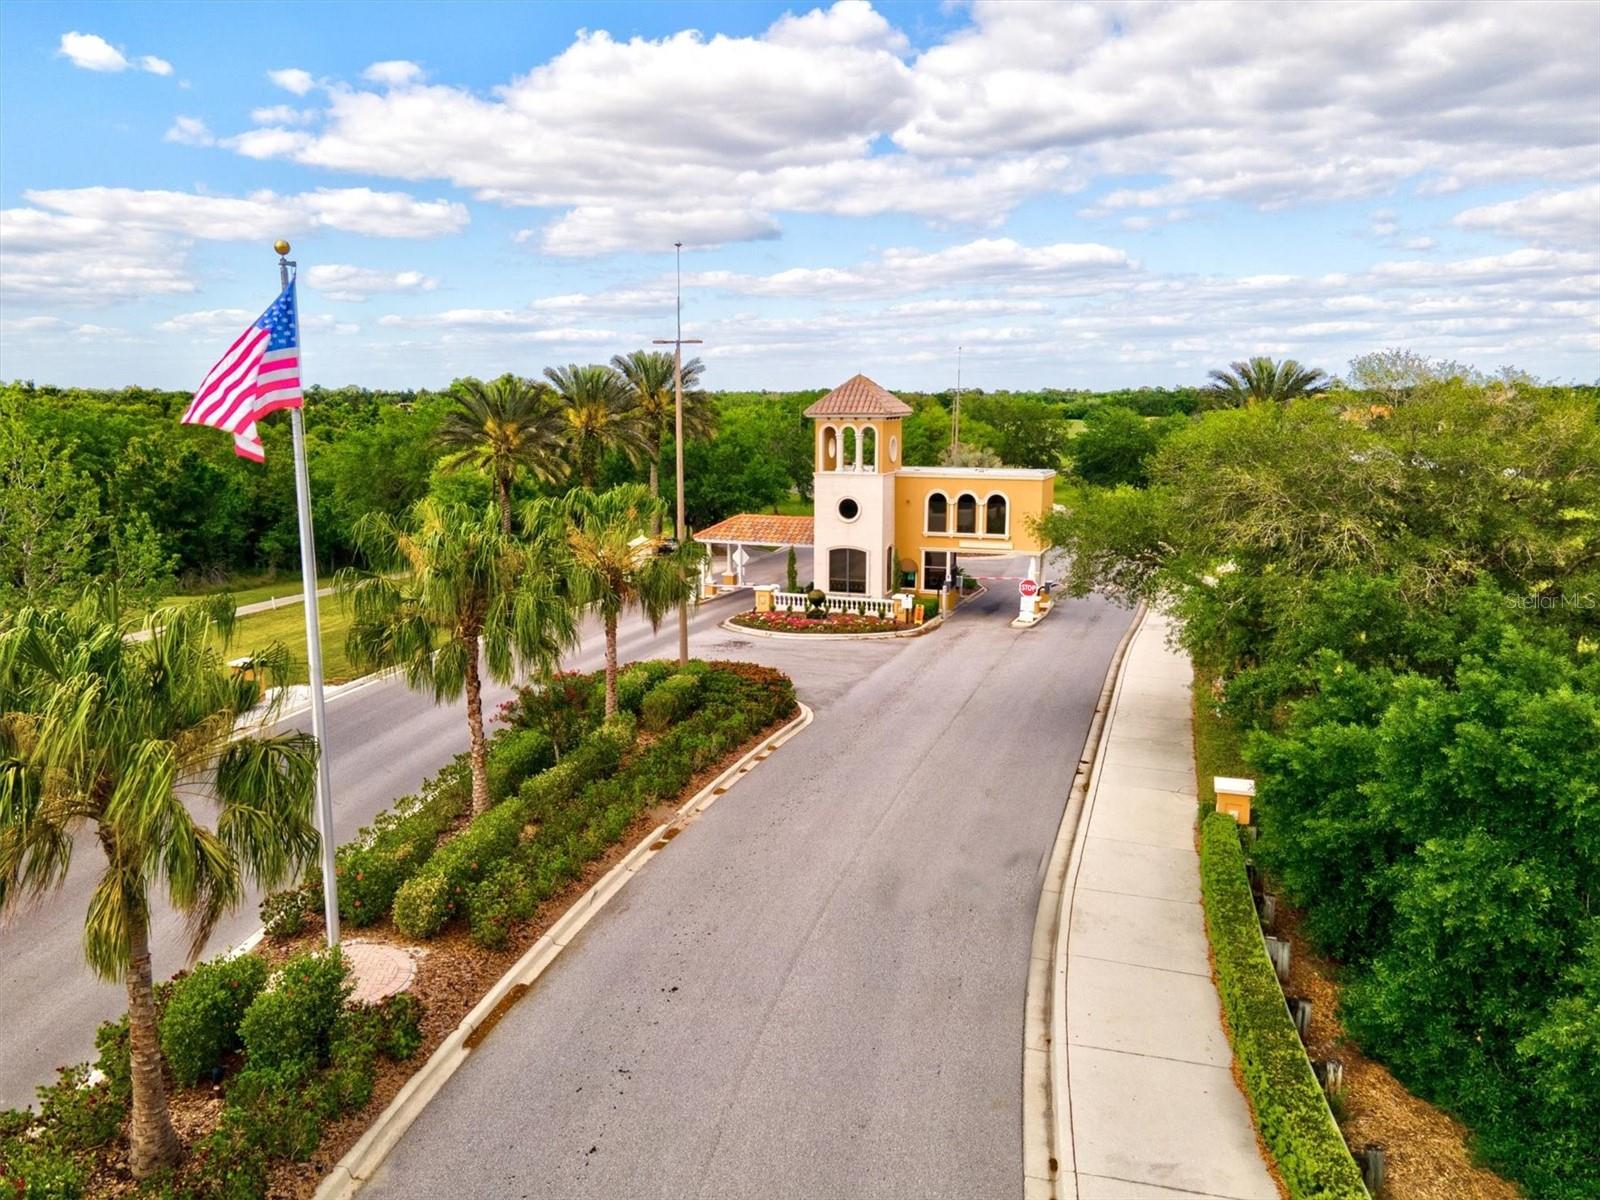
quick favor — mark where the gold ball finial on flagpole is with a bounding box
[274,239,291,256]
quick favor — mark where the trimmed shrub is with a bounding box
[616,660,676,715]
[394,717,635,939]
[391,872,453,939]
[220,1063,328,1162]
[188,1110,271,1200]
[640,672,701,732]
[238,948,351,1073]
[335,756,471,927]
[485,727,554,801]
[259,883,316,939]
[159,954,271,1086]
[0,1134,86,1199]
[1199,812,1367,1200]
[33,1064,123,1152]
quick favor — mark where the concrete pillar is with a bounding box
[754,585,777,612]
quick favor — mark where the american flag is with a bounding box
[180,279,303,461]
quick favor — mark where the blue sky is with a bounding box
[2,0,1596,392]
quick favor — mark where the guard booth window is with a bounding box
[829,548,867,594]
[922,550,950,591]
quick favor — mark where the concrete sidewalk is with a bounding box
[1055,610,1275,1199]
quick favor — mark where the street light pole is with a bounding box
[654,242,702,667]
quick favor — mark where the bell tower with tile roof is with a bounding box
[805,374,910,597]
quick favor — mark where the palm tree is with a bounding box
[0,599,318,1178]
[1205,356,1331,407]
[530,485,704,717]
[609,350,715,526]
[543,363,651,489]
[436,375,564,535]
[339,499,574,815]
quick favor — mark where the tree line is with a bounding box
[1042,355,1600,1198]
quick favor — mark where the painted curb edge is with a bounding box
[312,700,816,1200]
[1020,601,1148,1200]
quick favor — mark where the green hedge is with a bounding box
[332,756,471,927]
[616,659,677,715]
[640,671,702,732]
[159,955,270,1087]
[485,726,555,800]
[465,663,797,948]
[391,716,635,939]
[1199,811,1367,1200]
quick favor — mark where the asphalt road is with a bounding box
[362,566,1133,1200]
[0,549,812,1108]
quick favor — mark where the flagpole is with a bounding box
[275,239,340,948]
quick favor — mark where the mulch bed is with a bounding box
[1274,902,1522,1200]
[76,713,792,1199]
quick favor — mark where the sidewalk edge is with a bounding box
[1021,601,1147,1200]
[313,701,815,1200]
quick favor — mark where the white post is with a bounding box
[280,247,340,947]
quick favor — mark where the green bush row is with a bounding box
[2,949,423,1200]
[391,716,635,939]
[639,671,702,732]
[159,955,270,1087]
[466,664,797,949]
[1199,811,1367,1200]
[330,754,472,928]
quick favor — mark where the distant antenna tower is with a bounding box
[952,345,963,449]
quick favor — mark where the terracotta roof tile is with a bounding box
[693,514,815,545]
[803,374,913,418]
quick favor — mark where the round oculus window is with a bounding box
[889,436,899,462]
[837,497,860,521]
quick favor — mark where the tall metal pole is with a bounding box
[953,344,963,451]
[654,242,702,667]
[276,240,340,947]
[674,242,688,667]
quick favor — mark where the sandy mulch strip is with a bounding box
[1275,903,1522,1200]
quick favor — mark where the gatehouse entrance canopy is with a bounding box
[694,514,814,547]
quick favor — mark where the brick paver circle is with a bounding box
[342,939,416,1005]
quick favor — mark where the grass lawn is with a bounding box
[1191,667,1249,815]
[769,494,814,516]
[171,572,335,609]
[213,596,361,685]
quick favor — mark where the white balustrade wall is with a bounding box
[770,590,898,617]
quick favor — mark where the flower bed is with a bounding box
[733,610,898,635]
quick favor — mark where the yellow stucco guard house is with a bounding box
[696,373,1055,600]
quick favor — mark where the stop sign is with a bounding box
[1020,578,1039,597]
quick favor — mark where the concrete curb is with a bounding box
[1021,601,1148,1200]
[313,701,816,1200]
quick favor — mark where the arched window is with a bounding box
[955,493,978,534]
[926,492,948,533]
[862,425,876,468]
[828,548,867,594]
[841,426,857,470]
[821,425,838,472]
[985,493,1008,536]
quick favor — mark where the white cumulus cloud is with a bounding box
[163,116,214,146]
[361,60,425,86]
[304,264,439,301]
[1453,185,1600,247]
[1,187,469,305]
[267,67,315,95]
[58,32,173,75]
